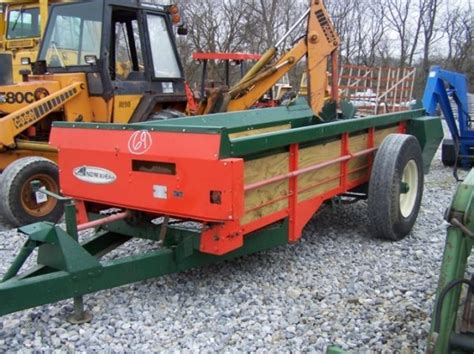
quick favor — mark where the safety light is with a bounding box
[84,55,98,65]
[20,57,31,66]
[167,5,179,15]
[171,14,181,24]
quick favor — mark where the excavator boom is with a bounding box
[207,0,339,116]
[0,81,84,148]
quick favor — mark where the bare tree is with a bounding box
[242,0,306,52]
[325,0,359,63]
[175,0,473,91]
[420,0,441,75]
[355,0,389,65]
[443,2,473,72]
[178,0,251,84]
[385,0,424,66]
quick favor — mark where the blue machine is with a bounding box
[423,66,471,167]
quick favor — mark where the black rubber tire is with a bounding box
[441,139,456,167]
[0,157,63,227]
[368,134,424,241]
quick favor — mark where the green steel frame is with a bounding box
[427,169,474,353]
[0,201,289,316]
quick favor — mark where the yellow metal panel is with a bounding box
[113,95,142,124]
[39,0,48,35]
[0,79,85,147]
[0,10,5,49]
[10,48,38,82]
[0,80,60,114]
[90,97,113,123]
[52,74,93,122]
[307,0,339,115]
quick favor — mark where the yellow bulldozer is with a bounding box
[0,0,338,227]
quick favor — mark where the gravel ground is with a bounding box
[0,139,465,352]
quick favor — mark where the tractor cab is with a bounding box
[35,0,187,123]
[1,1,42,82]
[0,0,188,227]
[0,1,72,82]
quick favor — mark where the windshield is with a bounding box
[147,14,181,78]
[7,7,41,40]
[39,2,103,67]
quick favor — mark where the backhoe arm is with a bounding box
[222,0,339,115]
[0,82,84,148]
[227,40,308,112]
[306,0,340,114]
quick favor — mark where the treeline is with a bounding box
[176,0,473,94]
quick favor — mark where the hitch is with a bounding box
[0,185,290,321]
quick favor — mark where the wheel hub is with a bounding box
[400,160,419,218]
[20,174,58,217]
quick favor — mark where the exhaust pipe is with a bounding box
[0,53,13,86]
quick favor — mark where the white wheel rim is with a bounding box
[400,160,419,218]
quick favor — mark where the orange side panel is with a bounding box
[51,128,244,222]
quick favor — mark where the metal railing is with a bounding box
[338,64,417,116]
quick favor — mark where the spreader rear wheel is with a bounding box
[368,134,423,241]
[0,157,63,227]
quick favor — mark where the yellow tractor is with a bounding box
[0,1,73,83]
[0,0,189,226]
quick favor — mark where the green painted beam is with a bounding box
[228,109,428,157]
[13,231,131,281]
[0,220,288,317]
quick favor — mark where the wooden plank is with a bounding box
[242,152,289,225]
[348,132,369,182]
[298,139,341,202]
[298,168,340,202]
[299,139,341,169]
[375,126,399,146]
[348,126,399,182]
[230,124,291,139]
[241,125,402,224]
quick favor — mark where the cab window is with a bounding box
[38,2,102,67]
[146,14,181,78]
[112,10,145,81]
[7,8,40,40]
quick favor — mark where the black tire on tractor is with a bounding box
[0,157,63,227]
[368,134,424,241]
[441,139,456,167]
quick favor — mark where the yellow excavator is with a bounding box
[0,0,339,227]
